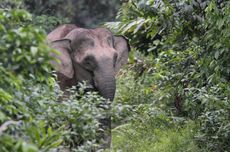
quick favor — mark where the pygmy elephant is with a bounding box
[47,24,130,148]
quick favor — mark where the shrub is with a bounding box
[0,8,108,152]
[106,0,230,151]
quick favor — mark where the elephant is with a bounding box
[47,24,130,148]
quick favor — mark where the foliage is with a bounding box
[23,0,122,28]
[0,8,108,152]
[0,0,24,9]
[106,0,230,151]
[1,0,121,31]
[1,0,230,151]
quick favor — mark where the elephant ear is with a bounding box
[50,39,74,79]
[114,36,130,74]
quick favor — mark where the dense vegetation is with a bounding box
[23,0,121,29]
[0,0,229,151]
[107,0,230,151]
[0,6,108,152]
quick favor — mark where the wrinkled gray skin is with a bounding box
[47,24,130,149]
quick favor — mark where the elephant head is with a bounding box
[48,25,130,101]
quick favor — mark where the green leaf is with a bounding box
[30,46,38,56]
[214,51,219,59]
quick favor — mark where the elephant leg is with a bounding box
[97,117,111,149]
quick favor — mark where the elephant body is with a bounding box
[47,24,130,149]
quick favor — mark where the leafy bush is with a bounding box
[0,8,108,152]
[106,0,230,151]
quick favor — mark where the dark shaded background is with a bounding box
[24,0,122,28]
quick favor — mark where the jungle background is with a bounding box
[0,0,229,151]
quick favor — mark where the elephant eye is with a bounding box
[83,56,97,70]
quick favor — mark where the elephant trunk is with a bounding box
[95,74,116,101]
[93,71,115,148]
